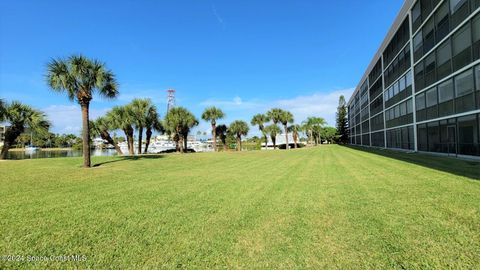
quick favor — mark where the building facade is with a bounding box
[348,0,480,158]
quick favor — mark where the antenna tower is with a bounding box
[167,89,176,113]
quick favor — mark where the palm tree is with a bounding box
[288,124,302,149]
[46,55,118,167]
[279,111,294,149]
[144,106,163,153]
[229,120,249,151]
[107,106,135,155]
[201,106,225,152]
[129,98,152,154]
[90,116,122,155]
[215,124,228,151]
[302,117,326,146]
[1,101,50,159]
[267,108,284,125]
[164,107,198,153]
[264,124,281,150]
[251,113,270,149]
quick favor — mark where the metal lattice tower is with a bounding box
[166,89,176,113]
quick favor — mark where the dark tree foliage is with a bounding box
[336,95,349,144]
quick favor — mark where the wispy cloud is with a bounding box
[199,88,354,134]
[211,3,226,29]
[200,96,262,110]
[43,105,108,135]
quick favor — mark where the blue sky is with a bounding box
[0,0,404,135]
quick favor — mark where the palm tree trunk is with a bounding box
[212,124,217,152]
[183,134,188,153]
[223,138,227,151]
[144,128,152,153]
[236,136,240,151]
[81,104,91,168]
[294,133,298,149]
[0,127,21,159]
[127,127,134,155]
[284,124,289,150]
[101,130,122,155]
[0,139,12,159]
[137,127,143,154]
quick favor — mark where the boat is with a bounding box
[25,133,39,152]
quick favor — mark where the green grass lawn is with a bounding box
[1,145,479,269]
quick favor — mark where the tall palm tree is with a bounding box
[164,107,198,153]
[264,124,281,150]
[129,98,152,154]
[229,120,249,151]
[201,106,225,152]
[90,116,122,155]
[144,106,163,153]
[288,124,302,149]
[46,55,118,167]
[266,108,284,125]
[1,101,50,159]
[251,113,270,149]
[279,111,294,149]
[107,106,135,155]
[215,124,228,151]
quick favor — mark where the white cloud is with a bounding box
[117,89,168,105]
[43,105,108,135]
[199,88,354,131]
[200,96,263,110]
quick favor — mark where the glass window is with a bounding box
[453,24,472,56]
[400,102,407,116]
[423,18,435,53]
[412,1,421,23]
[426,87,438,107]
[435,2,450,41]
[406,98,413,114]
[395,104,400,117]
[437,40,452,66]
[394,81,399,95]
[406,71,413,87]
[457,114,479,156]
[450,0,466,13]
[473,14,480,43]
[389,87,394,98]
[476,65,480,90]
[455,69,474,97]
[438,79,454,102]
[399,76,406,91]
[416,93,426,110]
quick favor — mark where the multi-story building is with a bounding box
[348,0,480,158]
[0,125,7,146]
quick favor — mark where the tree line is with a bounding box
[0,55,349,166]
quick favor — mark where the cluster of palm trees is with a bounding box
[0,100,50,159]
[1,55,330,166]
[251,108,296,150]
[250,109,326,149]
[90,98,163,156]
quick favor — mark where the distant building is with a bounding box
[264,133,305,149]
[0,125,8,147]
[348,0,480,158]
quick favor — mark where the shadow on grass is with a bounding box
[93,154,165,167]
[344,145,480,180]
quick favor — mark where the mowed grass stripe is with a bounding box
[0,145,479,269]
